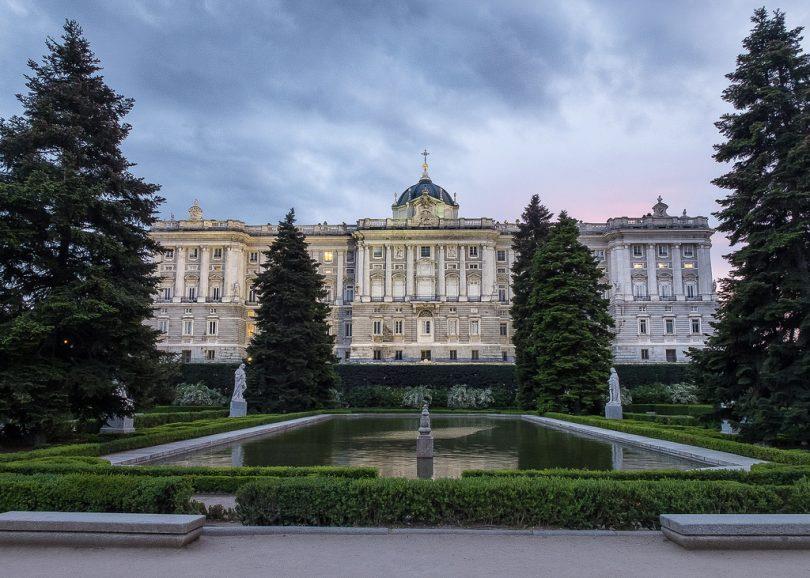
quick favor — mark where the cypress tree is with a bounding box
[510,194,553,409]
[246,209,338,412]
[692,9,810,444]
[526,213,613,414]
[0,21,166,440]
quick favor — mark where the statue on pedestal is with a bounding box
[605,367,623,420]
[230,363,248,417]
[100,381,136,434]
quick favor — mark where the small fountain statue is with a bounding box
[604,367,623,420]
[230,363,248,417]
[101,381,136,434]
[416,403,434,459]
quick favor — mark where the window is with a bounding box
[158,320,168,334]
[641,348,649,360]
[691,318,701,334]
[344,351,351,360]
[373,349,382,360]
[470,320,480,335]
[212,286,221,301]
[164,249,175,260]
[469,263,479,270]
[448,318,458,335]
[210,308,217,314]
[372,246,383,259]
[423,319,431,334]
[188,248,199,260]
[213,248,223,259]
[633,262,645,269]
[344,322,352,337]
[666,349,677,362]
[372,320,382,335]
[497,250,506,262]
[658,244,669,258]
[394,320,403,334]
[345,285,354,302]
[632,245,643,258]
[421,350,431,361]
[249,251,259,263]
[449,350,457,360]
[206,349,216,360]
[659,283,671,298]
[323,251,333,263]
[347,251,355,263]
[498,287,507,302]
[638,318,648,335]
[207,320,218,335]
[683,262,695,269]
[420,246,431,258]
[665,318,674,334]
[471,350,479,360]
[500,322,508,336]
[248,287,257,303]
[468,246,479,258]
[633,283,647,298]
[182,320,193,336]
[162,287,172,301]
[394,350,403,360]
[686,283,696,298]
[184,307,193,314]
[188,286,197,300]
[502,351,508,361]
[181,350,191,363]
[682,245,694,258]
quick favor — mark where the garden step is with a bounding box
[660,514,810,550]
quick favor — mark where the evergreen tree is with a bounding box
[510,194,553,409]
[691,9,810,443]
[0,21,166,440]
[526,213,613,414]
[246,209,338,412]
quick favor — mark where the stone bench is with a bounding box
[0,512,205,547]
[661,514,810,550]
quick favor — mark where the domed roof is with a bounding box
[395,171,457,207]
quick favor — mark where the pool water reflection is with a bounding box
[151,415,710,478]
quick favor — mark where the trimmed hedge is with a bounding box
[235,476,807,529]
[145,405,224,414]
[545,413,810,465]
[624,413,696,426]
[0,473,192,514]
[613,364,691,387]
[134,409,229,428]
[626,404,713,416]
[461,467,810,485]
[0,459,378,493]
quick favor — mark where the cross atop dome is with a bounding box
[421,148,430,179]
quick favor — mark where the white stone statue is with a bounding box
[232,363,247,402]
[608,367,621,405]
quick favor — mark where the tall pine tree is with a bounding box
[246,209,338,412]
[510,194,553,409]
[0,21,166,439]
[526,213,613,414]
[692,9,810,444]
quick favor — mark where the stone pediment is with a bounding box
[408,195,440,227]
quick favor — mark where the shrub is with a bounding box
[623,413,697,426]
[629,383,672,404]
[144,405,223,414]
[235,476,799,529]
[401,386,433,408]
[134,409,229,428]
[0,473,192,514]
[669,383,700,404]
[343,386,401,408]
[625,404,714,417]
[613,364,691,387]
[174,382,227,406]
[447,386,495,409]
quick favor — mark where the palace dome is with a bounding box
[395,174,457,207]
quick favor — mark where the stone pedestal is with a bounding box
[229,400,247,418]
[605,401,623,420]
[416,435,434,458]
[100,415,135,434]
[416,457,434,479]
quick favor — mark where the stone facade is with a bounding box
[147,169,717,365]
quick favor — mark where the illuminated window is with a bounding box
[323,251,334,263]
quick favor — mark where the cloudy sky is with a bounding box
[1,1,808,278]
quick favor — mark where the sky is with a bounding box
[1,1,808,279]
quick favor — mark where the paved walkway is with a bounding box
[2,534,808,577]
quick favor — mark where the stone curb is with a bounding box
[201,525,659,537]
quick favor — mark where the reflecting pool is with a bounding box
[151,415,710,478]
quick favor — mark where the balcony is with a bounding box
[634,295,651,301]
[445,296,459,302]
[467,296,482,302]
[371,296,384,302]
[659,295,676,301]
[411,295,438,302]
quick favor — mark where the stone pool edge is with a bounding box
[101,412,765,470]
[524,415,764,471]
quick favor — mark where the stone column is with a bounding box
[173,247,185,302]
[223,246,239,302]
[672,243,683,300]
[620,244,633,300]
[608,244,619,298]
[384,244,392,301]
[459,244,467,300]
[336,250,344,305]
[698,243,713,297]
[355,242,364,300]
[198,246,210,302]
[506,248,513,301]
[482,244,494,301]
[437,244,445,300]
[235,246,245,303]
[363,244,371,301]
[406,245,415,299]
[646,244,658,300]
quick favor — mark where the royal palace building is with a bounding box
[147,161,717,365]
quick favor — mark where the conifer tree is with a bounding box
[691,9,810,443]
[526,213,613,414]
[510,194,553,409]
[0,21,166,439]
[246,209,338,412]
